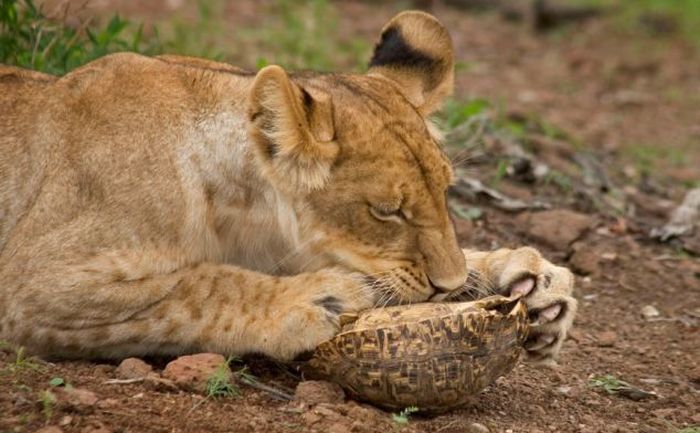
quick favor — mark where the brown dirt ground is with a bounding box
[2,2,699,433]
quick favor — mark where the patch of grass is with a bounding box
[392,406,419,426]
[205,356,239,398]
[38,389,56,423]
[247,0,370,71]
[621,143,688,175]
[0,0,163,75]
[543,169,574,193]
[439,98,491,130]
[450,202,483,221]
[677,427,700,433]
[490,158,510,187]
[588,374,630,394]
[1,346,43,375]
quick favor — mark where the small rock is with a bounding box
[301,411,322,425]
[569,245,600,275]
[54,387,99,413]
[162,353,230,393]
[80,421,111,433]
[328,422,351,433]
[556,385,572,396]
[595,331,617,347]
[115,358,152,379]
[294,380,345,406]
[313,404,344,422]
[651,408,675,418]
[96,398,119,410]
[641,305,660,320]
[601,252,617,261]
[34,427,63,433]
[517,210,594,250]
[468,422,490,433]
[350,420,374,433]
[346,403,384,424]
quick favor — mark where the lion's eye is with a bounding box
[369,205,404,223]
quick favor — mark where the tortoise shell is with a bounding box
[304,295,529,411]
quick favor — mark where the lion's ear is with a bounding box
[368,11,454,116]
[248,65,337,192]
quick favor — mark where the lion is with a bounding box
[0,11,576,364]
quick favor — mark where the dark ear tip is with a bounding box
[383,10,452,48]
[369,10,452,71]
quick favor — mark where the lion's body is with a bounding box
[0,12,576,362]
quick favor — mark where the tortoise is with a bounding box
[304,295,529,411]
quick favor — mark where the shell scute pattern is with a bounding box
[305,295,528,410]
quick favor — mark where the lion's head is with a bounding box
[247,11,466,304]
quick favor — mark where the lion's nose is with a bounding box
[428,274,466,293]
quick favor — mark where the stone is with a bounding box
[115,358,152,379]
[517,210,594,250]
[555,385,572,396]
[468,422,490,433]
[346,403,383,424]
[569,245,600,275]
[301,411,322,425]
[53,387,99,413]
[313,404,344,422]
[80,421,112,433]
[294,380,345,406]
[162,353,230,393]
[328,422,351,433]
[595,331,617,347]
[34,427,63,433]
[96,398,119,410]
[641,305,660,320]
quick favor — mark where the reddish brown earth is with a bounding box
[2,2,699,433]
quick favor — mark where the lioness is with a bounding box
[0,11,575,363]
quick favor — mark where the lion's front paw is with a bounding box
[264,270,375,361]
[484,247,578,364]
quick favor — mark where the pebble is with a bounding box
[595,331,618,347]
[517,209,594,250]
[327,422,351,433]
[162,353,230,393]
[641,305,660,320]
[80,421,111,433]
[556,385,572,396]
[96,398,119,410]
[34,427,63,433]
[53,387,99,413]
[468,422,490,433]
[115,358,152,379]
[313,404,345,423]
[301,411,322,425]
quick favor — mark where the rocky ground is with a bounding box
[1,1,699,432]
